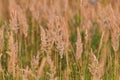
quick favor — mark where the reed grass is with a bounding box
[0,0,120,80]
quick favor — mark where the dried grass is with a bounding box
[75,27,83,60]
[0,0,120,80]
[9,0,28,37]
[8,32,18,77]
[89,49,104,80]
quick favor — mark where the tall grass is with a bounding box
[0,0,120,80]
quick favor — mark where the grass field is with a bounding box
[0,0,120,80]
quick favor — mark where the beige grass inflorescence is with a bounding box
[0,0,120,80]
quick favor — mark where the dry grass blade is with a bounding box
[47,55,57,80]
[75,27,83,60]
[89,49,104,80]
[37,57,46,77]
[8,32,18,77]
